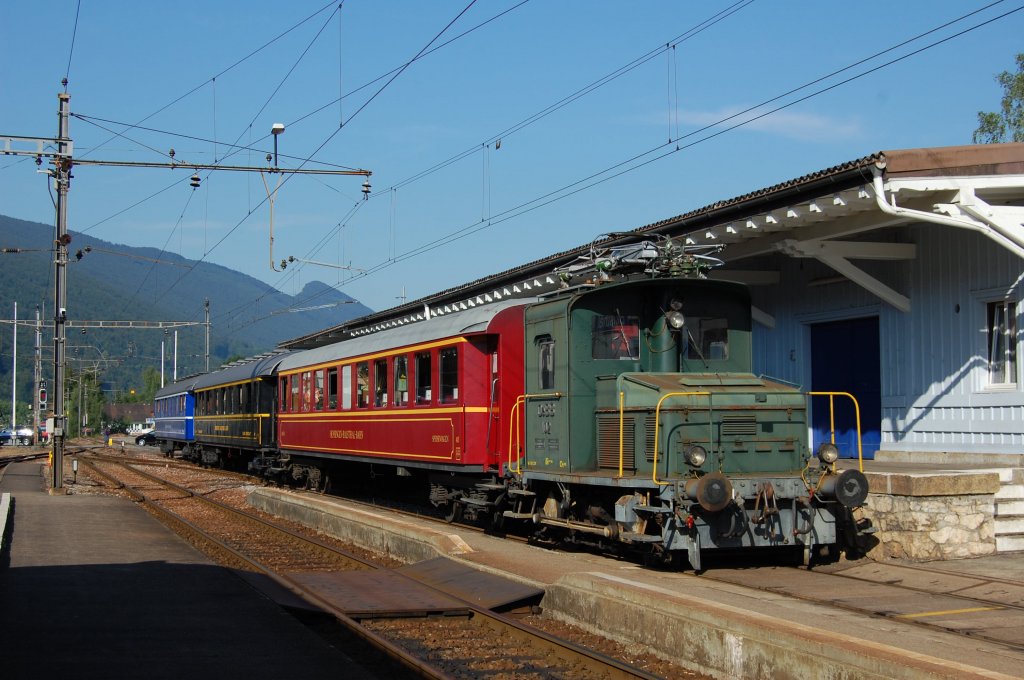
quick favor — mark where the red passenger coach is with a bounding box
[276,300,528,481]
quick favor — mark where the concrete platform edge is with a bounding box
[0,492,10,557]
[863,470,1002,496]
[545,571,1017,680]
[248,488,473,562]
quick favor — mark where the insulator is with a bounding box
[190,173,201,189]
[361,179,371,198]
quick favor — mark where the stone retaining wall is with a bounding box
[859,471,1000,560]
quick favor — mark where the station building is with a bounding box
[659,143,1024,464]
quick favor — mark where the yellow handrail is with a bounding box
[652,391,712,485]
[507,392,563,474]
[806,391,863,472]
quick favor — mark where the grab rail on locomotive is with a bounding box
[506,391,563,475]
[643,388,868,509]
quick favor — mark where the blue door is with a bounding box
[810,317,880,460]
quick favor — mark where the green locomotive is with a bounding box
[503,240,870,569]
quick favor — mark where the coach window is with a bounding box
[290,375,301,412]
[356,362,369,408]
[394,355,409,407]
[439,347,459,403]
[537,335,555,390]
[374,359,389,407]
[327,367,338,409]
[240,384,249,412]
[300,371,312,412]
[315,370,325,410]
[279,378,287,412]
[341,365,352,409]
[415,351,432,404]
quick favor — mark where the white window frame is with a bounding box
[985,297,1019,388]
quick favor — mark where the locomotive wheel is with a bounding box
[445,499,463,523]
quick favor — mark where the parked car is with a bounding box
[0,425,34,445]
[135,431,157,446]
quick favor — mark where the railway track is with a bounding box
[77,451,678,680]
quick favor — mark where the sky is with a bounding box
[1,0,1022,324]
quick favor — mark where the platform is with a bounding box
[0,461,377,679]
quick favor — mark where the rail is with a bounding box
[507,392,562,474]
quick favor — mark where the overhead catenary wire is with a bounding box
[145,0,483,311]
[384,0,756,193]
[220,1,1024,334]
[63,0,83,91]
[73,0,340,162]
[61,1,530,248]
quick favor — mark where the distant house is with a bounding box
[104,402,153,428]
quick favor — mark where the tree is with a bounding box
[974,53,1024,144]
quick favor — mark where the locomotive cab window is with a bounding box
[415,351,432,404]
[592,314,639,360]
[685,317,729,361]
[439,347,459,403]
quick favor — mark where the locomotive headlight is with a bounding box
[684,444,707,467]
[817,442,839,464]
[665,310,686,330]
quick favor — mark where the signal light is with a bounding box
[39,387,47,409]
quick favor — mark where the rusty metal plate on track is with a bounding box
[395,557,544,612]
[288,569,470,618]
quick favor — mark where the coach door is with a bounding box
[810,317,881,459]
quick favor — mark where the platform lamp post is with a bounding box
[266,123,286,271]
[271,123,284,167]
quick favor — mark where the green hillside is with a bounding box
[0,213,371,424]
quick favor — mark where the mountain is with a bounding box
[0,213,372,408]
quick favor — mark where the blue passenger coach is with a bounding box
[154,379,197,457]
